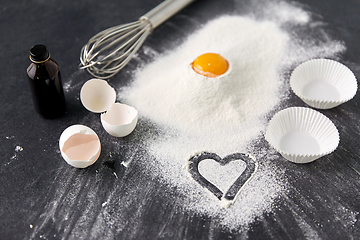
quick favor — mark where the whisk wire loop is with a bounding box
[80,18,152,79]
[80,0,195,79]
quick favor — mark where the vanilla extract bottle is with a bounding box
[27,45,66,118]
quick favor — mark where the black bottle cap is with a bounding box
[29,44,50,62]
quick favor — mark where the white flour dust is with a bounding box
[119,1,345,230]
[198,159,247,193]
[15,146,23,152]
[126,16,287,136]
[6,145,24,164]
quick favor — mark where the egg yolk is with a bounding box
[191,53,229,77]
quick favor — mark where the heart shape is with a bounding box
[198,159,247,194]
[187,152,257,202]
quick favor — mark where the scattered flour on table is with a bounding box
[198,158,247,193]
[15,146,23,152]
[119,1,345,231]
[7,145,23,162]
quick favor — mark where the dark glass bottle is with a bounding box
[27,45,66,118]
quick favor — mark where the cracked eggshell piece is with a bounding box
[80,79,116,113]
[100,103,138,137]
[59,125,101,168]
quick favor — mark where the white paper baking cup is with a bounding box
[290,59,357,109]
[265,107,339,163]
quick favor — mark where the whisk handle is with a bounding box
[143,0,195,29]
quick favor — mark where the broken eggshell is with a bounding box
[59,124,101,168]
[80,78,138,137]
[101,103,138,137]
[80,78,116,113]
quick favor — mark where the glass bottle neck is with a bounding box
[29,53,51,64]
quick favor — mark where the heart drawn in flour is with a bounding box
[187,152,257,201]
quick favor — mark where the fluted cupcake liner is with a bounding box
[290,59,357,109]
[265,107,339,163]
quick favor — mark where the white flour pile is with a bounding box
[126,16,287,136]
[119,1,345,230]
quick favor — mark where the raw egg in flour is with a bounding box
[59,125,101,168]
[191,53,229,77]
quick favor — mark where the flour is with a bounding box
[15,146,23,152]
[125,16,287,136]
[118,0,346,232]
[198,159,247,193]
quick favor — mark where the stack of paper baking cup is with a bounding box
[265,107,339,163]
[290,59,357,109]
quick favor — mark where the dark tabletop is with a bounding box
[1,0,360,239]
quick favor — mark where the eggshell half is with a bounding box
[100,103,138,137]
[59,124,101,168]
[80,79,116,113]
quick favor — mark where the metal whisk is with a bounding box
[80,0,195,79]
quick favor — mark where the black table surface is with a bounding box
[1,0,360,239]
